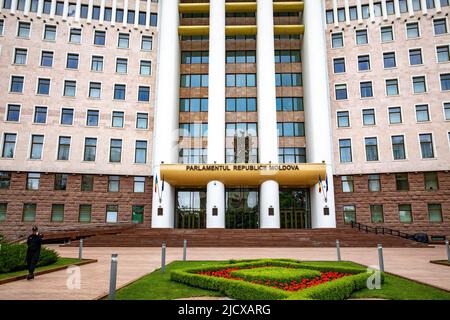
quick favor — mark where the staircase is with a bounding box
[66,227,428,248]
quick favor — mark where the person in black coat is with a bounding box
[26,226,44,280]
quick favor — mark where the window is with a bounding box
[182,74,210,88]
[406,22,420,39]
[386,1,395,14]
[399,204,413,223]
[141,36,153,50]
[343,205,356,224]
[92,5,101,20]
[184,51,210,64]
[383,52,396,68]
[17,22,30,38]
[365,137,379,161]
[362,4,370,18]
[331,32,343,48]
[138,11,146,25]
[14,48,27,65]
[360,81,373,98]
[2,133,17,158]
[106,205,118,223]
[433,18,448,35]
[37,78,50,95]
[412,76,427,93]
[61,108,74,125]
[113,84,126,100]
[79,205,91,223]
[399,0,408,12]
[116,58,128,74]
[275,73,302,87]
[409,49,423,65]
[27,173,40,190]
[140,60,152,75]
[127,10,135,24]
[392,135,406,160]
[278,147,306,163]
[132,205,144,224]
[356,30,368,45]
[91,56,103,72]
[108,176,120,192]
[444,102,450,120]
[89,82,101,98]
[86,110,99,126]
[373,2,383,16]
[22,204,36,222]
[138,86,150,102]
[326,10,334,24]
[371,205,384,223]
[6,104,20,122]
[0,203,6,221]
[81,175,94,191]
[396,173,409,191]
[94,30,106,45]
[10,76,24,93]
[381,26,393,42]
[341,176,354,192]
[358,55,370,71]
[54,174,68,190]
[41,51,53,67]
[337,8,345,22]
[441,73,450,91]
[135,141,147,164]
[112,111,124,128]
[424,172,439,190]
[335,84,347,100]
[274,50,299,63]
[51,204,64,222]
[137,113,148,129]
[179,148,207,164]
[428,204,443,222]
[412,0,421,11]
[110,139,122,162]
[66,53,79,69]
[419,134,434,158]
[275,97,302,112]
[386,79,399,96]
[30,135,44,160]
[83,138,97,162]
[150,13,158,26]
[416,105,430,122]
[337,111,350,127]
[181,98,209,112]
[277,122,305,137]
[181,123,209,137]
[339,139,352,163]
[118,33,129,48]
[426,0,435,8]
[57,136,70,160]
[55,1,64,15]
[69,28,81,43]
[0,172,11,189]
[34,106,47,124]
[437,45,450,62]
[0,19,4,35]
[115,8,124,22]
[368,174,381,192]
[388,107,402,124]
[362,109,375,126]
[134,177,145,193]
[333,58,345,73]
[63,80,76,97]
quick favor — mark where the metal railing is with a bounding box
[350,221,415,241]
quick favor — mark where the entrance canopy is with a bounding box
[159,163,326,187]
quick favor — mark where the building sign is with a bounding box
[185,164,303,172]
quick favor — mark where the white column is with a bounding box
[24,0,31,16]
[145,0,151,30]
[111,0,117,26]
[435,0,442,13]
[122,0,128,27]
[151,0,180,228]
[381,0,388,20]
[369,0,375,23]
[87,0,93,24]
[0,0,3,13]
[302,0,336,228]
[394,0,401,18]
[207,0,226,229]
[75,0,81,22]
[134,0,139,29]
[357,0,363,24]
[344,0,350,26]
[257,0,280,228]
[49,0,56,19]
[10,0,17,15]
[407,0,414,17]
[420,0,427,15]
[99,0,106,25]
[333,0,339,27]
[37,0,44,18]
[62,0,69,21]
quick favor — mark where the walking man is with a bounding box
[26,226,44,280]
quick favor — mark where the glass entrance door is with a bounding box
[279,189,311,229]
[175,189,206,228]
[225,188,259,229]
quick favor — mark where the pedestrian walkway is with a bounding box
[0,246,449,300]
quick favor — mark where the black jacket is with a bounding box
[27,234,44,253]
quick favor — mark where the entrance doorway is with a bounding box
[175,189,206,228]
[279,189,311,229]
[225,188,259,229]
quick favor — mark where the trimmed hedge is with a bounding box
[0,243,59,273]
[230,267,322,283]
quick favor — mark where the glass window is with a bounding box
[386,1,395,14]
[137,113,148,129]
[335,84,347,100]
[356,29,368,45]
[360,81,373,98]
[392,135,406,160]
[91,56,103,72]
[2,133,17,158]
[94,30,106,45]
[386,79,399,96]
[140,60,151,75]
[362,4,370,18]
[0,203,7,221]
[41,51,53,67]
[54,173,68,190]
[57,136,70,160]
[134,177,145,193]
[406,22,420,39]
[326,10,334,24]
[416,104,430,122]
[441,73,450,91]
[343,205,356,224]
[51,204,64,222]
[339,139,352,163]
[444,102,450,120]
[84,138,97,162]
[115,8,124,22]
[388,107,402,124]
[37,78,50,95]
[381,26,393,42]
[106,205,118,223]
[118,33,129,48]
[437,45,450,62]
[0,19,4,35]
[371,205,384,223]
[424,172,439,190]
[337,8,345,22]
[22,204,36,222]
[132,205,144,224]
[34,106,47,124]
[278,148,306,163]
[110,139,122,162]
[86,110,99,126]
[368,174,381,192]
[6,104,20,122]
[10,76,24,93]
[365,137,379,161]
[138,86,150,102]
[63,80,76,97]
[358,55,370,71]
[399,204,413,223]
[114,84,126,100]
[61,108,74,125]
[150,13,158,26]
[341,176,354,192]
[333,58,345,73]
[79,205,91,223]
[108,176,120,192]
[30,135,44,160]
[27,173,40,190]
[409,49,423,65]
[412,0,421,10]
[69,28,81,43]
[331,32,344,48]
[362,109,376,125]
[14,48,27,64]
[434,18,448,35]
[396,173,409,191]
[89,82,101,98]
[337,111,350,127]
[0,172,11,189]
[141,36,153,50]
[116,58,128,74]
[428,204,443,222]
[92,6,100,20]
[135,140,147,164]
[413,76,426,93]
[419,134,434,158]
[17,22,30,38]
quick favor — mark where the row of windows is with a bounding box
[336,103,450,128]
[11,48,153,76]
[334,74,450,100]
[1,0,158,26]
[179,35,301,42]
[179,50,301,65]
[1,133,148,164]
[327,0,449,24]
[338,133,445,163]
[9,76,151,102]
[330,19,448,49]
[0,202,147,224]
[333,46,450,75]
[179,73,302,88]
[342,203,444,224]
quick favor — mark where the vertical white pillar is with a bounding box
[302,0,336,228]
[369,0,375,23]
[111,0,117,26]
[333,0,339,27]
[62,0,69,21]
[344,0,350,26]
[49,0,56,19]
[10,0,17,15]
[407,0,414,17]
[394,0,401,18]
[123,0,128,27]
[435,0,441,13]
[75,0,81,22]
[381,0,388,20]
[151,0,180,228]
[145,0,150,30]
[207,0,226,228]
[134,0,139,29]
[357,0,363,24]
[420,0,427,15]
[99,0,105,25]
[24,0,31,16]
[37,0,44,18]
[0,0,3,13]
[257,0,280,228]
[87,0,93,24]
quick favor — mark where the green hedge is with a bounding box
[0,243,59,273]
[230,267,322,283]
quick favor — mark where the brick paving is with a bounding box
[0,245,449,300]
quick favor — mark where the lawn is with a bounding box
[114,259,450,300]
[0,258,82,281]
